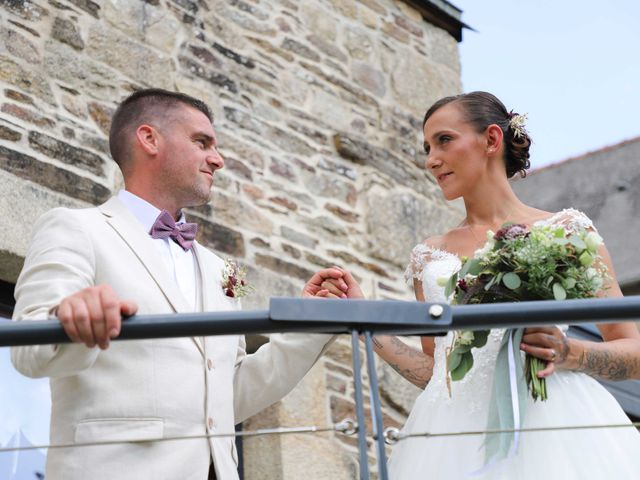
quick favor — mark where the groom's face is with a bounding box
[157,105,224,208]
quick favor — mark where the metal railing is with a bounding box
[1,296,640,479]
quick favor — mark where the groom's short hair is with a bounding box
[109,88,213,169]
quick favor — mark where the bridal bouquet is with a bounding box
[444,222,609,401]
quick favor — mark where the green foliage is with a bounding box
[552,282,566,301]
[502,272,521,290]
[450,352,474,381]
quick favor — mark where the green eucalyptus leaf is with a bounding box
[569,235,587,252]
[502,272,522,290]
[466,258,484,276]
[460,258,482,277]
[444,273,457,298]
[472,330,490,348]
[450,352,474,381]
[447,350,462,372]
[579,251,594,267]
[553,282,567,301]
[459,260,471,277]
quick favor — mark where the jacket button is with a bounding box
[208,417,215,429]
[207,358,213,370]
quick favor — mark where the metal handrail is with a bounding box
[2,296,639,347]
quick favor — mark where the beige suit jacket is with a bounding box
[11,197,331,480]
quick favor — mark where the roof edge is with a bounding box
[402,0,473,42]
[530,135,640,175]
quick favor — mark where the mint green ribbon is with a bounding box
[483,328,528,465]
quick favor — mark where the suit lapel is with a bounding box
[99,197,194,316]
[193,242,221,313]
[193,243,241,360]
[191,247,206,355]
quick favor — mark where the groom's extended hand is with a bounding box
[56,285,138,350]
[302,267,348,298]
[312,267,365,299]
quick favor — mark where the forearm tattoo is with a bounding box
[382,337,433,389]
[576,347,640,381]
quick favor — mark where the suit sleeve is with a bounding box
[232,330,335,423]
[11,208,100,378]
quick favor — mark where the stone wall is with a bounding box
[0,0,464,477]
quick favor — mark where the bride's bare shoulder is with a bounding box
[421,234,446,249]
[523,207,554,223]
[434,226,470,251]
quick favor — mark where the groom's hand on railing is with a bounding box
[55,285,138,350]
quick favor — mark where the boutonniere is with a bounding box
[221,259,253,298]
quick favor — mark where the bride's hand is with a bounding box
[302,267,347,298]
[316,267,365,299]
[520,326,571,378]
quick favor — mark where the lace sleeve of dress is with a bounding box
[536,208,597,235]
[403,243,453,283]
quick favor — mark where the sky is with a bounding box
[451,0,640,170]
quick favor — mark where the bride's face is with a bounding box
[423,103,489,200]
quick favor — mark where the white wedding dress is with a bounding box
[388,210,640,479]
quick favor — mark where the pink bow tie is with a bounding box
[149,210,198,251]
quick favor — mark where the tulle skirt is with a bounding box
[388,370,640,479]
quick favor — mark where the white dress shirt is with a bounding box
[117,190,197,311]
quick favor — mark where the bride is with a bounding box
[316,92,640,478]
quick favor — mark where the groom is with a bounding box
[11,88,346,480]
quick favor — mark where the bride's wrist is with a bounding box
[562,337,585,371]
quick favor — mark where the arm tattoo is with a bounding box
[385,337,433,389]
[372,337,384,350]
[576,347,640,381]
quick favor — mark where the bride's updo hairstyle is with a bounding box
[423,91,532,178]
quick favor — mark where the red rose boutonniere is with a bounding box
[221,259,253,298]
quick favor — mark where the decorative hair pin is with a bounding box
[508,111,529,139]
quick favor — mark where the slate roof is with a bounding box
[512,136,640,289]
[404,0,472,41]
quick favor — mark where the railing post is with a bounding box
[363,330,389,480]
[350,329,370,479]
